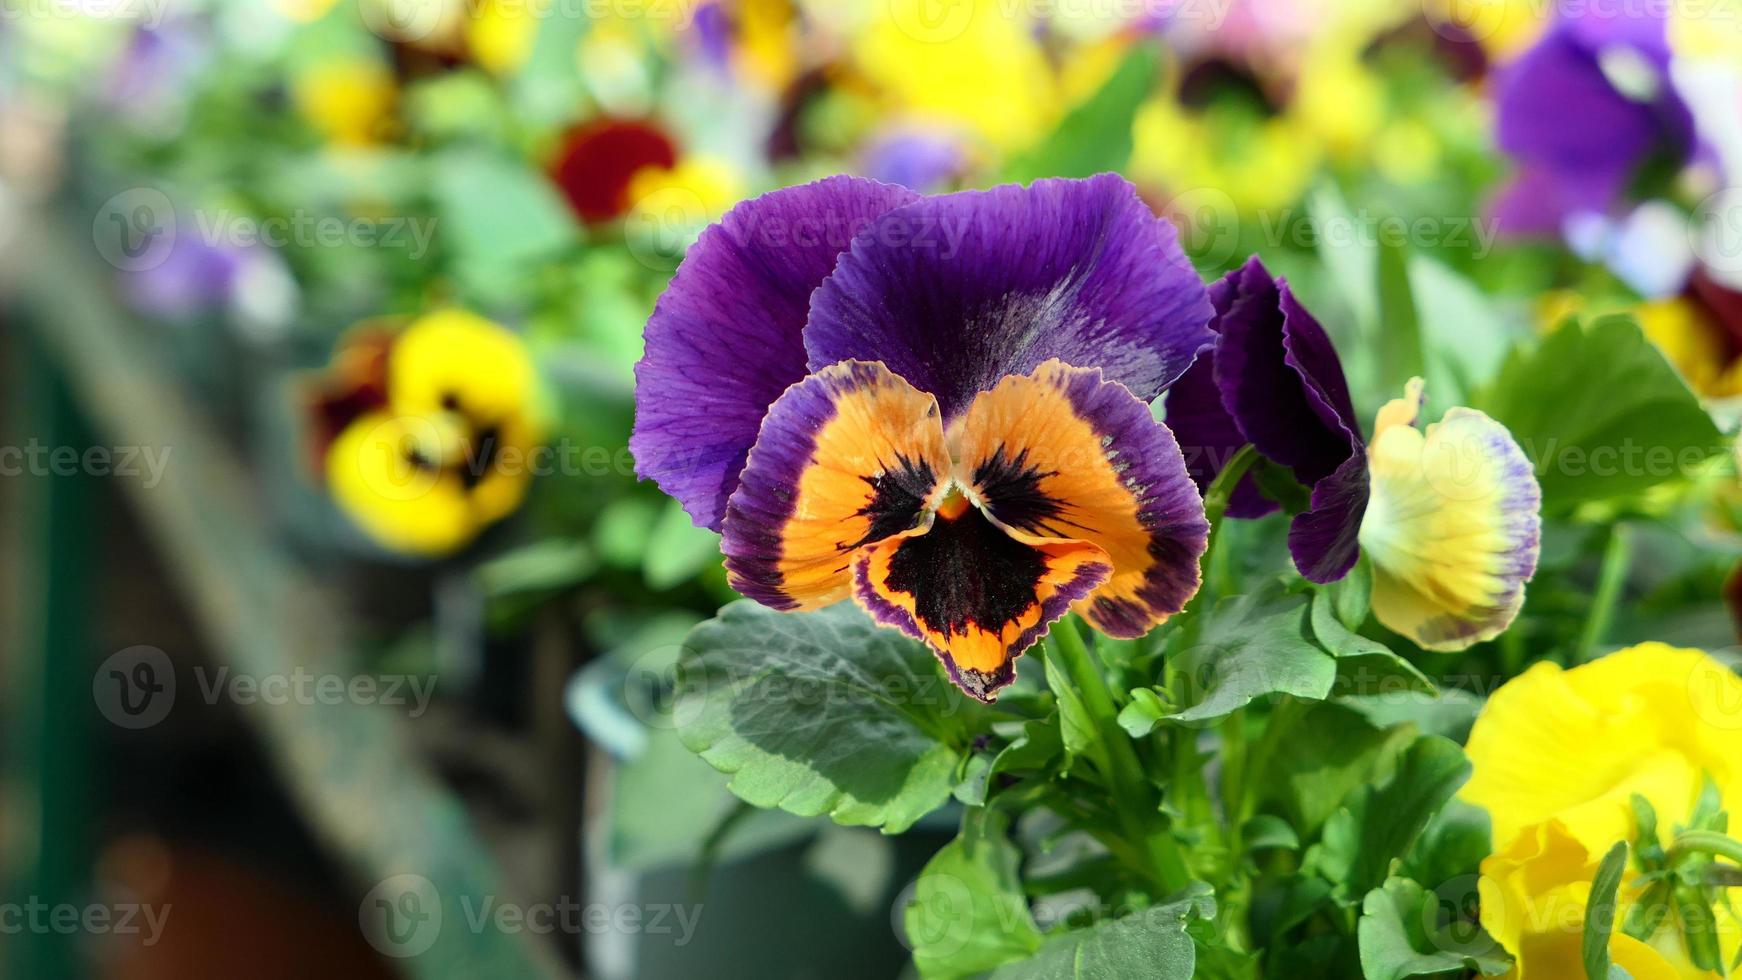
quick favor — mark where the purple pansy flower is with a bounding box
[1489,1,1697,237]
[1165,256,1368,583]
[633,173,1215,699]
[1166,257,1543,651]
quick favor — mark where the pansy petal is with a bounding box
[954,360,1210,638]
[1162,348,1276,519]
[804,173,1214,421]
[851,506,1111,702]
[1359,401,1542,651]
[632,176,920,532]
[1287,454,1370,584]
[1213,256,1360,487]
[326,412,481,556]
[722,361,950,612]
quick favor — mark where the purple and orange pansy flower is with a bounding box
[1168,256,1544,652]
[633,174,1544,699]
[632,174,1215,700]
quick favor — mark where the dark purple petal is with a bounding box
[631,176,919,531]
[803,173,1215,421]
[1212,256,1360,488]
[1161,349,1275,519]
[1287,454,1370,584]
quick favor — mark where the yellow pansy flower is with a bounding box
[852,0,1060,154]
[1465,644,1742,854]
[323,311,545,556]
[1465,645,1742,977]
[292,57,397,148]
[1478,820,1687,980]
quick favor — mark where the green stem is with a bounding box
[1667,831,1742,868]
[1195,446,1260,600]
[1049,618,1190,892]
[1577,523,1633,661]
[1241,695,1308,823]
[1220,709,1248,848]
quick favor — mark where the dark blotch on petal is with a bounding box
[884,506,1050,641]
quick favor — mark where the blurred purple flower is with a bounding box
[858,130,965,192]
[1490,2,1696,238]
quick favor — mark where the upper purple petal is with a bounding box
[802,173,1215,421]
[1211,256,1360,488]
[631,176,919,531]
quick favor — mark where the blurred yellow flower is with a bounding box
[466,0,541,75]
[292,57,397,147]
[853,0,1060,153]
[625,156,745,226]
[1132,92,1322,215]
[325,311,544,556]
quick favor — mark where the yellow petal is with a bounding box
[388,310,541,434]
[1359,385,1540,651]
[326,412,481,555]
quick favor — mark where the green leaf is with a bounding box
[643,497,722,590]
[675,602,971,833]
[1376,233,1426,386]
[1338,687,1484,743]
[1312,735,1473,902]
[1403,799,1493,892]
[1255,701,1418,836]
[431,147,579,301]
[1116,687,1169,738]
[1476,316,1725,511]
[1309,588,1435,695]
[1001,44,1159,183]
[1330,558,1373,631]
[905,808,1043,979]
[474,539,596,597]
[1585,842,1629,980]
[1408,256,1514,407]
[1168,583,1338,723]
[1044,652,1097,767]
[987,898,1199,979]
[1358,877,1511,980]
[605,725,813,871]
[1243,814,1302,853]
[1250,873,1335,947]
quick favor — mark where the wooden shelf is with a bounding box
[3,203,569,980]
